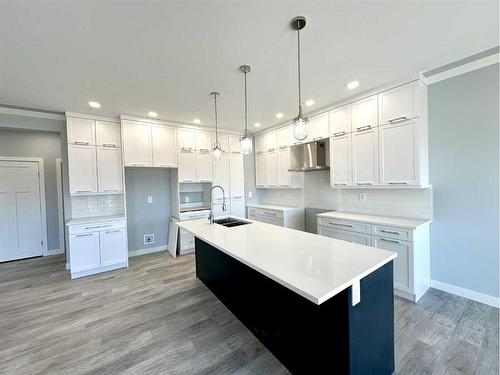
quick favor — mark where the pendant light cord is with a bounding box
[297,23,303,115]
[244,70,248,133]
[213,93,219,143]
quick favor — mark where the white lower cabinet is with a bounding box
[68,219,128,278]
[246,205,304,230]
[318,227,371,246]
[372,236,412,292]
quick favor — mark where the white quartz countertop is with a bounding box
[66,214,126,226]
[247,203,303,211]
[177,218,396,305]
[317,211,431,229]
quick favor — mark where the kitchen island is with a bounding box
[177,218,397,375]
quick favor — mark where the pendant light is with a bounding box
[291,16,309,141]
[210,91,222,160]
[239,64,253,155]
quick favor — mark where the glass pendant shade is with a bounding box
[212,142,222,160]
[292,113,309,141]
[239,129,253,155]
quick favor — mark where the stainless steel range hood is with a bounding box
[288,140,329,172]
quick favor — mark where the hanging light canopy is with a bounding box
[210,92,222,160]
[239,64,253,155]
[290,16,309,141]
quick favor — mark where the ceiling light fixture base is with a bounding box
[290,16,306,30]
[239,65,251,73]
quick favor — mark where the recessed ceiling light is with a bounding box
[305,99,315,107]
[148,111,158,117]
[193,118,201,124]
[346,81,360,90]
[254,122,261,128]
[88,101,100,109]
[276,113,284,119]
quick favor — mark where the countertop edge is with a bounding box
[317,211,431,229]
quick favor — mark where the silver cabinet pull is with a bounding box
[76,233,93,237]
[294,141,302,145]
[329,222,353,228]
[198,148,209,153]
[181,147,193,152]
[232,196,243,199]
[105,229,122,233]
[388,116,407,123]
[268,148,275,152]
[104,189,119,192]
[278,145,287,149]
[257,151,264,155]
[182,179,194,182]
[313,136,323,140]
[333,131,346,137]
[356,125,372,131]
[74,141,90,145]
[232,151,241,154]
[334,183,347,186]
[102,143,117,147]
[84,225,111,230]
[356,183,372,186]
[198,179,211,182]
[76,190,92,193]
[380,229,400,235]
[388,182,408,185]
[379,238,400,244]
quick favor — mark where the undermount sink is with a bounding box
[213,218,252,228]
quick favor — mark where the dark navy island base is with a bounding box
[195,238,395,375]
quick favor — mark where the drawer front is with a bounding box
[319,227,371,246]
[372,236,413,291]
[259,216,284,227]
[180,234,195,250]
[317,217,371,234]
[68,220,126,235]
[248,212,259,221]
[247,207,258,216]
[372,224,412,241]
[259,208,284,220]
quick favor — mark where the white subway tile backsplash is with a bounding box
[71,194,125,218]
[258,170,432,219]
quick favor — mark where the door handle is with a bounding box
[356,183,372,186]
[388,182,408,185]
[105,229,122,233]
[74,141,90,145]
[75,233,93,237]
[333,131,346,137]
[380,229,401,235]
[356,125,372,132]
[379,238,400,244]
[102,144,117,148]
[388,116,407,123]
[75,190,92,193]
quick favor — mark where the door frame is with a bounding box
[0,157,48,256]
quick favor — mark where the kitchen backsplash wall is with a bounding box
[258,170,432,219]
[71,194,125,218]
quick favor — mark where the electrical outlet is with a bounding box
[144,234,155,245]
[147,196,153,204]
[184,196,190,203]
[359,192,367,202]
[248,192,253,198]
[101,199,107,208]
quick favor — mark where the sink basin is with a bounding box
[214,218,251,228]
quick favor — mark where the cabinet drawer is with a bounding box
[68,220,126,235]
[247,207,258,215]
[259,216,284,227]
[317,217,371,234]
[372,236,413,291]
[179,210,210,221]
[248,213,259,221]
[259,209,284,220]
[372,224,412,242]
[319,227,371,246]
[180,234,195,250]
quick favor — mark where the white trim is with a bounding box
[128,245,168,257]
[46,248,64,256]
[0,106,65,121]
[425,53,499,85]
[65,111,120,123]
[0,157,48,256]
[430,279,499,308]
[56,158,65,255]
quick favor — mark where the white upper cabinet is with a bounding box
[195,150,213,182]
[264,131,277,152]
[122,120,152,166]
[96,121,121,147]
[213,152,230,199]
[229,153,245,198]
[378,82,419,125]
[352,126,379,186]
[256,152,268,187]
[97,147,123,193]
[152,125,177,167]
[67,117,96,145]
[195,130,213,151]
[68,145,97,195]
[267,151,278,187]
[255,134,267,154]
[277,126,291,149]
[308,113,329,141]
[329,105,352,136]
[329,134,352,187]
[177,128,196,150]
[379,118,420,186]
[278,147,291,187]
[228,134,241,154]
[177,149,196,183]
[352,95,378,131]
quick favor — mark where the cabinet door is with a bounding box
[95,121,121,147]
[97,147,123,193]
[329,105,351,136]
[267,151,278,187]
[352,127,379,186]
[265,131,277,152]
[255,134,267,154]
[277,126,291,148]
[213,151,230,200]
[196,150,213,182]
[67,117,96,145]
[229,153,244,198]
[68,145,97,195]
[177,128,196,150]
[152,125,177,167]
[122,121,152,166]
[195,130,213,151]
[255,153,268,187]
[309,113,329,141]
[352,95,378,130]
[69,232,100,273]
[372,236,412,291]
[278,147,291,187]
[99,228,128,267]
[177,149,196,183]
[230,197,246,217]
[318,227,371,246]
[228,134,241,154]
[378,82,418,125]
[379,119,420,186]
[330,134,352,186]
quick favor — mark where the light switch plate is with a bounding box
[147,196,153,204]
[359,192,367,202]
[248,192,253,198]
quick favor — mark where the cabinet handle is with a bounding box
[104,189,119,192]
[182,179,194,182]
[329,222,353,228]
[198,149,209,153]
[198,179,211,182]
[106,229,122,233]
[76,233,93,237]
[268,148,275,152]
[294,142,302,145]
[102,143,117,148]
[232,196,243,199]
[380,229,401,235]
[158,164,174,167]
[85,225,111,230]
[334,183,347,186]
[279,184,290,186]
[388,116,407,123]
[333,131,346,137]
[232,151,241,154]
[379,238,400,244]
[278,145,287,150]
[130,163,144,167]
[313,136,322,140]
[388,182,408,185]
[76,190,92,193]
[74,141,90,145]
[257,151,264,155]
[181,147,193,152]
[356,125,372,132]
[356,183,372,186]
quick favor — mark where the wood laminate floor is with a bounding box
[0,252,498,375]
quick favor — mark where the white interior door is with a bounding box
[0,161,43,262]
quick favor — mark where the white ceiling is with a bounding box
[0,1,498,131]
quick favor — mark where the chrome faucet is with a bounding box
[208,185,227,224]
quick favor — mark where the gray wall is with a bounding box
[125,168,172,252]
[0,128,62,250]
[429,63,499,298]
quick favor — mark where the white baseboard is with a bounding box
[65,262,70,270]
[129,245,168,257]
[430,280,499,308]
[46,248,65,256]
